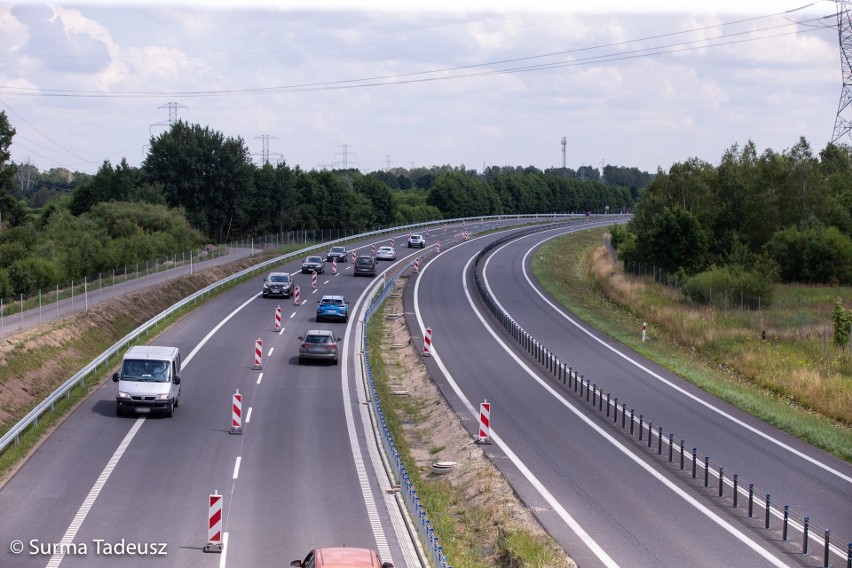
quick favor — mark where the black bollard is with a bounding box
[658,426,663,454]
[669,434,674,462]
[704,456,710,487]
[630,410,635,435]
[718,467,724,497]
[680,441,685,470]
[606,393,611,417]
[748,484,754,518]
[733,474,739,507]
[692,448,697,479]
[782,506,789,541]
[765,494,771,529]
[803,517,809,555]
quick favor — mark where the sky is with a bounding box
[0,1,844,176]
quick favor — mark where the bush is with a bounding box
[684,265,774,309]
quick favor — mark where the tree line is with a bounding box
[0,115,641,299]
[610,137,852,306]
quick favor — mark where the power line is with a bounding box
[0,9,832,100]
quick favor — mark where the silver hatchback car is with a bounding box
[298,329,341,365]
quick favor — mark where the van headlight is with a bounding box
[155,393,170,400]
[118,391,131,399]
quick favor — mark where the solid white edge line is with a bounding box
[219,532,229,568]
[47,293,261,568]
[45,418,146,568]
[413,246,620,568]
[472,238,794,567]
[340,278,394,564]
[516,231,851,485]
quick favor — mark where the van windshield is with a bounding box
[122,359,171,382]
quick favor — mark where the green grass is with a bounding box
[365,290,566,568]
[532,227,852,463]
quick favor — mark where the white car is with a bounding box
[375,246,396,261]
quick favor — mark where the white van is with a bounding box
[112,345,181,417]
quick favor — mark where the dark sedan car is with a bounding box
[262,272,294,298]
[326,246,348,262]
[301,255,325,274]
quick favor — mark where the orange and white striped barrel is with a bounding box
[478,400,491,443]
[252,338,263,370]
[294,285,300,305]
[422,327,432,357]
[204,491,223,552]
[274,305,282,331]
[230,389,243,434]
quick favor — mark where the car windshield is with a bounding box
[269,274,289,283]
[122,359,170,382]
[330,247,345,253]
[306,256,321,263]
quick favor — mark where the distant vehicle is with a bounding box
[302,255,325,274]
[326,246,348,263]
[316,294,349,323]
[262,272,294,298]
[407,233,426,248]
[291,547,394,568]
[375,246,396,261]
[297,329,341,365]
[112,345,181,417]
[353,255,377,277]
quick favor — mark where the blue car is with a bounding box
[316,295,349,323]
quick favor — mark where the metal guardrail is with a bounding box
[470,224,850,568]
[362,251,454,568]
[0,214,582,456]
[0,213,612,568]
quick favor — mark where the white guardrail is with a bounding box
[0,213,619,568]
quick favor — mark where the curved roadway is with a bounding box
[406,223,851,568]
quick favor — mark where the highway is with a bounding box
[406,223,851,567]
[3,217,847,568]
[0,235,430,568]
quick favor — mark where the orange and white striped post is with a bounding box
[252,338,263,370]
[463,230,469,240]
[230,389,243,435]
[351,251,357,263]
[332,259,337,275]
[642,321,647,342]
[436,242,441,254]
[389,237,394,247]
[203,491,224,552]
[370,243,376,255]
[478,400,491,444]
[294,285,301,305]
[422,327,432,357]
[414,258,420,273]
[274,305,282,331]
[311,271,317,288]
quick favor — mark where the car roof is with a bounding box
[315,547,381,567]
[320,295,345,301]
[304,329,334,336]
